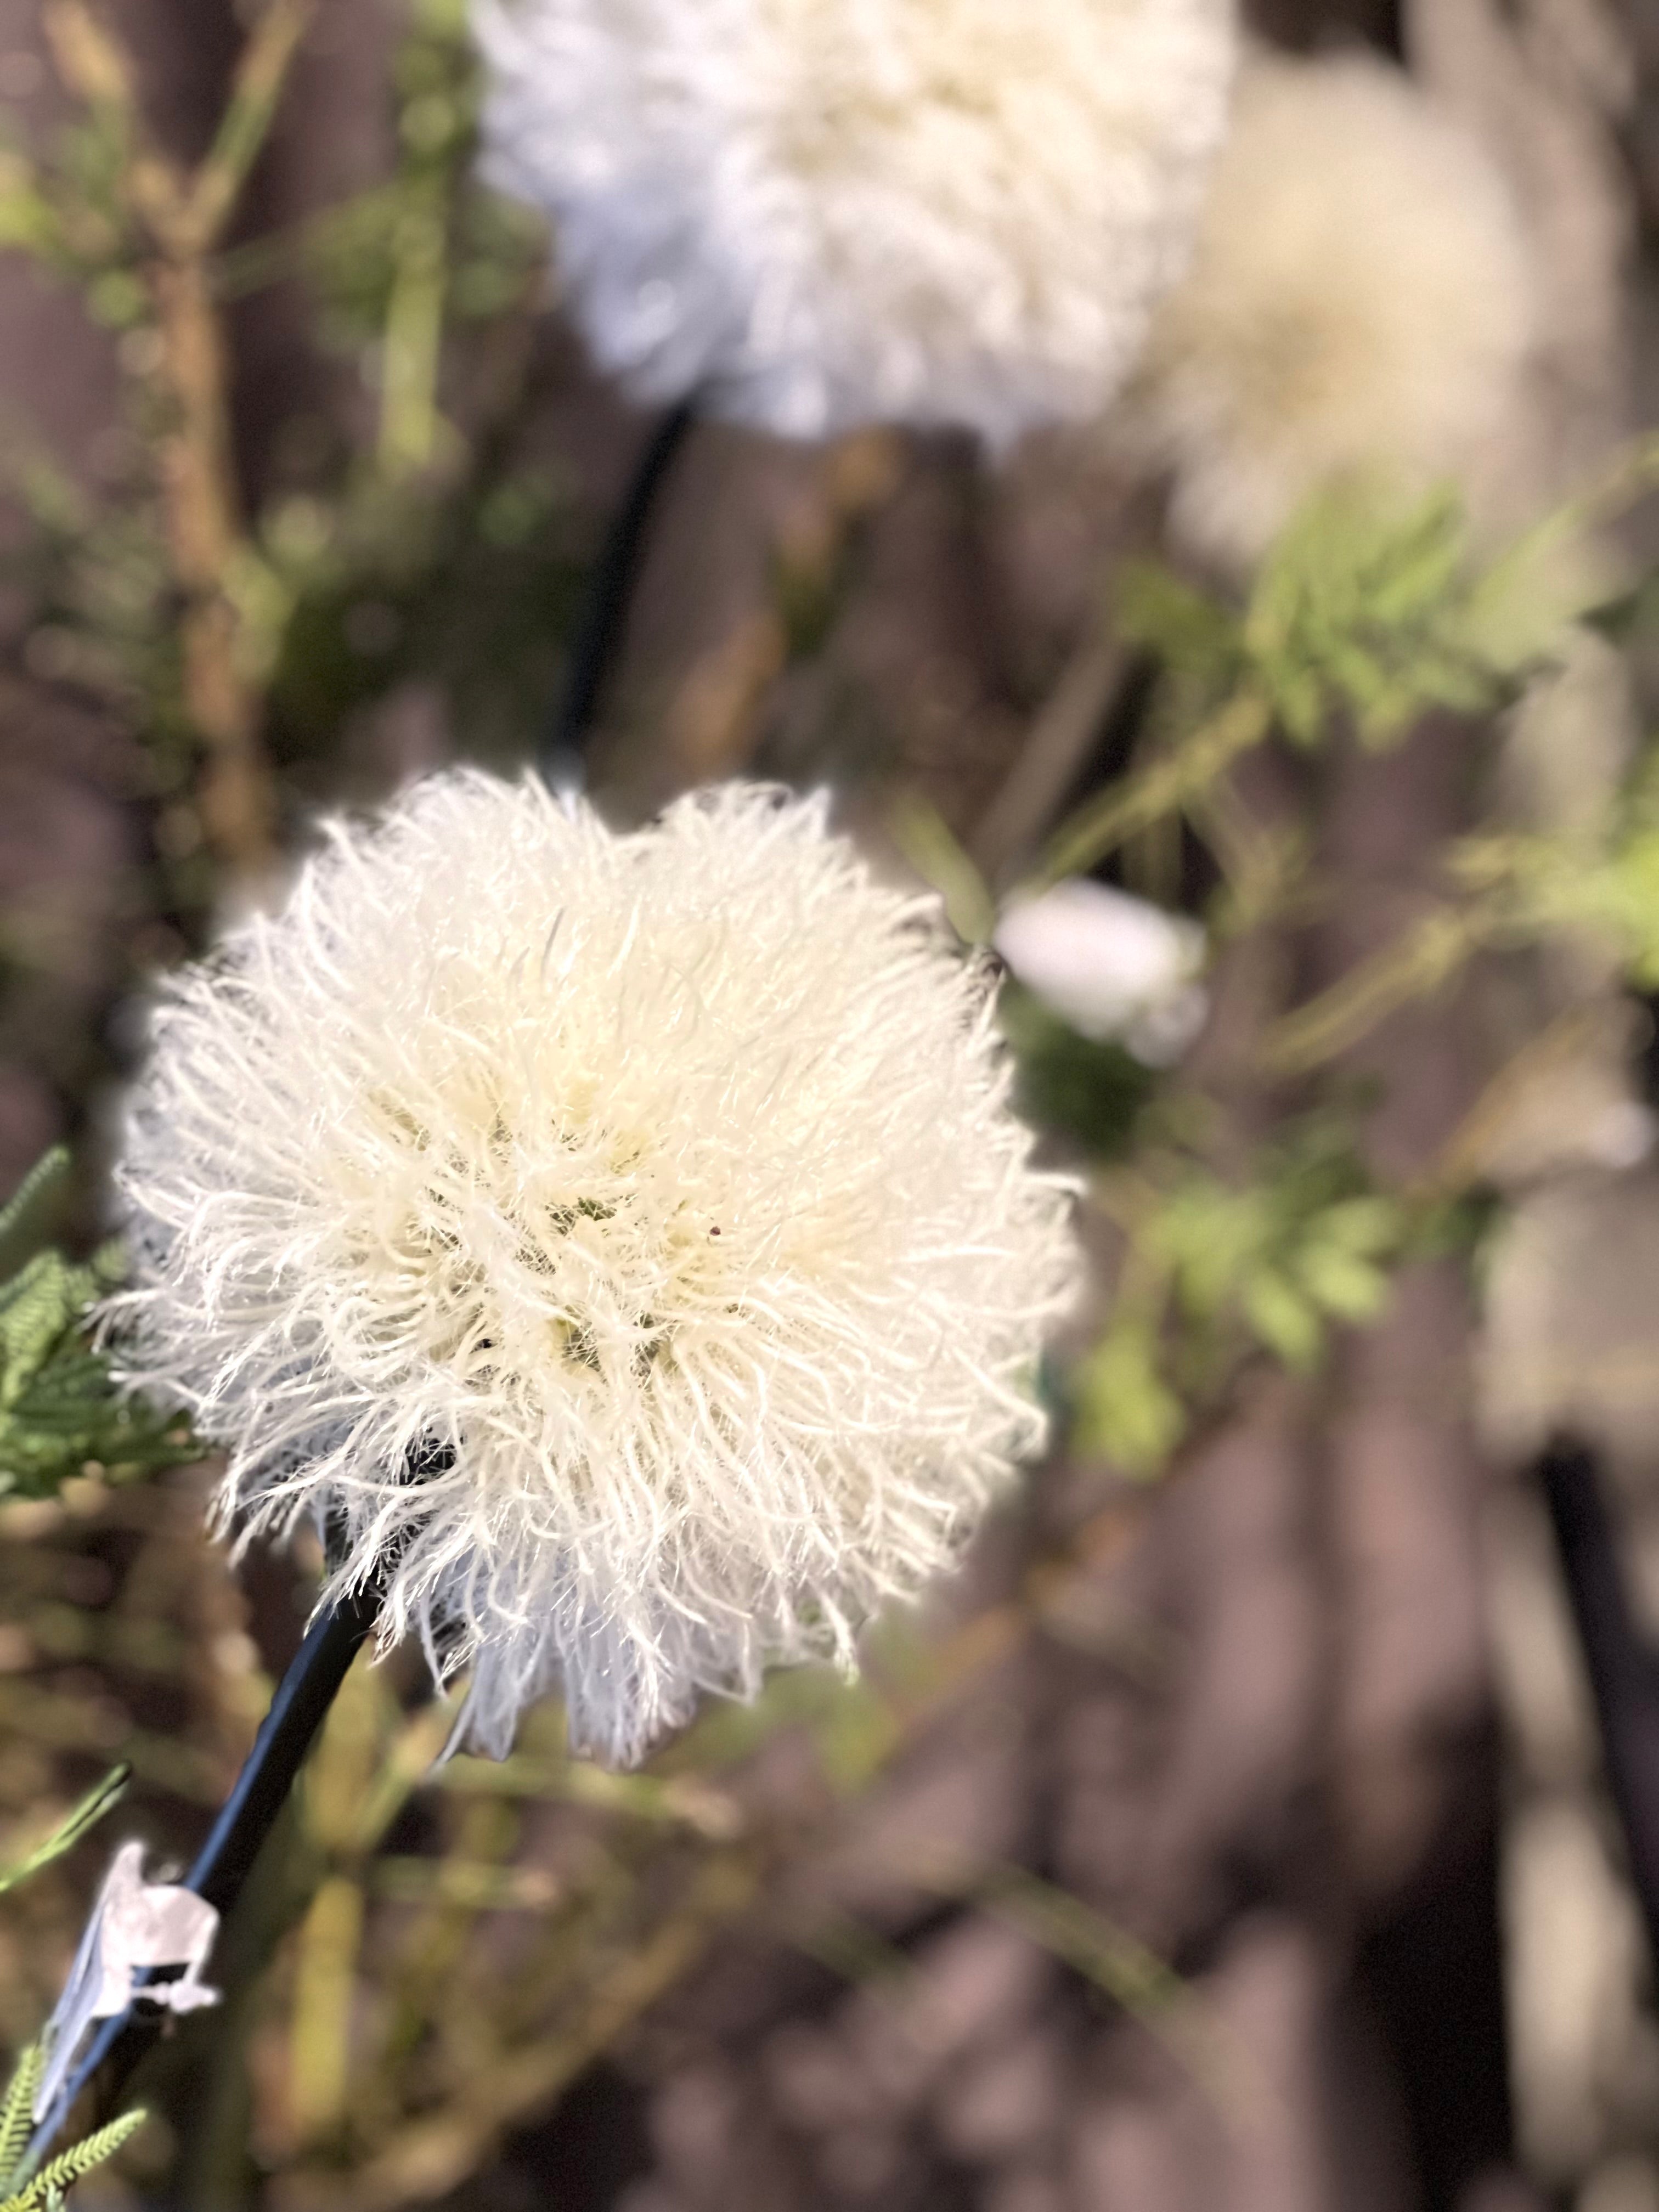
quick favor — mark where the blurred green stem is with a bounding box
[376,179,448,481]
[1032,687,1272,891]
[1260,899,1498,1076]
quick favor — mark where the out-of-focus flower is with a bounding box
[111,775,1078,1768]
[994,879,1207,1066]
[1117,48,1538,571]
[473,0,1235,448]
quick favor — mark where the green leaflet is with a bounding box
[1122,485,1531,759]
[0,1767,130,1900]
[1072,1321,1187,1475]
[1243,486,1519,746]
[1077,1116,1421,1477]
[0,2109,145,2211]
[0,2050,40,2191]
[1115,557,1243,698]
[1502,821,1659,989]
[0,1151,199,1499]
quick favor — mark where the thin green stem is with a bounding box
[182,0,316,255]
[1259,901,1498,1077]
[1030,687,1273,891]
[376,182,449,481]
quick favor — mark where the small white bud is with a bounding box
[995,880,1207,1067]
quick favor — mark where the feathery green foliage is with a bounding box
[1119,486,1532,752]
[1072,1115,1437,1474]
[0,2050,41,2192]
[0,1151,198,1500]
[0,2108,145,2212]
[1242,487,1516,744]
[1456,766,1659,987]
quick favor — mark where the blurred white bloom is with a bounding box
[112,775,1077,1767]
[473,0,1236,448]
[1118,48,1538,570]
[994,879,1206,1066]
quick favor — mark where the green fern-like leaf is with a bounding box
[0,2047,42,2195]
[1071,1321,1188,1475]
[0,1153,199,1498]
[0,1344,199,1497]
[1243,487,1513,749]
[1075,1115,1426,1479]
[0,1150,71,1280]
[0,2107,145,2211]
[1114,488,1536,777]
[1115,558,1243,700]
[0,1247,117,1410]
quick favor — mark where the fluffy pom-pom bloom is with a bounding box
[472,0,1236,449]
[1116,48,1539,570]
[110,775,1079,1766]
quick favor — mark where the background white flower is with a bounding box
[112,775,1077,1767]
[994,879,1207,1067]
[473,0,1236,448]
[1116,47,1539,571]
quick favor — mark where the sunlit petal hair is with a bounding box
[1116,47,1539,570]
[110,775,1079,1767]
[472,0,1236,449]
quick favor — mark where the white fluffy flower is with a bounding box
[473,0,1236,448]
[111,775,1077,1767]
[994,881,1207,1066]
[1118,48,1539,569]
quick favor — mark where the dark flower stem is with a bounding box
[23,1583,382,2174]
[539,399,696,792]
[1539,1436,1659,1966]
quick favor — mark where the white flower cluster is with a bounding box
[474,0,1236,448]
[1119,48,1539,569]
[112,775,1077,1767]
